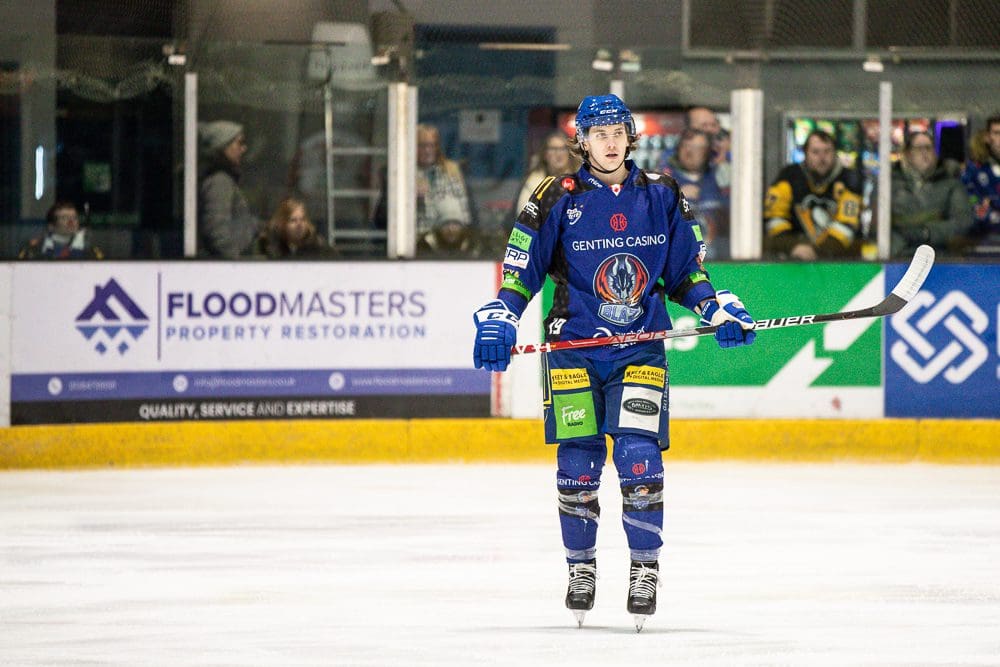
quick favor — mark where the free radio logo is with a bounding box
[75,278,149,356]
[889,290,989,384]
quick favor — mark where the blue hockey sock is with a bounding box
[556,438,606,563]
[613,434,664,561]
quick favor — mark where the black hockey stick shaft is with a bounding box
[510,245,935,355]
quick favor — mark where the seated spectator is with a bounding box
[252,197,336,259]
[685,106,730,192]
[661,128,727,259]
[198,120,262,258]
[890,131,972,258]
[416,123,474,255]
[763,129,864,260]
[961,113,1000,254]
[17,201,104,259]
[515,130,581,213]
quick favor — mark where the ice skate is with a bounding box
[626,560,659,632]
[565,560,597,627]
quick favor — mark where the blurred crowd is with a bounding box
[17,109,1000,263]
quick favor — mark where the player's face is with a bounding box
[584,123,628,169]
[905,136,937,176]
[987,123,1000,159]
[804,138,836,178]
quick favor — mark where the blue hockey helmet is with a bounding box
[574,94,636,142]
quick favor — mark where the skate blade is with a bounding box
[573,610,587,628]
[633,614,648,632]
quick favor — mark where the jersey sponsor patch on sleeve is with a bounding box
[550,368,591,391]
[501,271,531,300]
[679,194,695,221]
[503,245,530,269]
[623,365,665,389]
[507,227,533,251]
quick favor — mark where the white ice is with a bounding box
[2,463,1000,666]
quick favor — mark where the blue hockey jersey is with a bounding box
[962,157,1000,236]
[496,161,717,361]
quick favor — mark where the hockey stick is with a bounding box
[510,244,935,356]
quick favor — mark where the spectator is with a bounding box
[198,120,262,258]
[763,129,864,260]
[686,106,730,190]
[961,114,1000,253]
[416,123,473,255]
[252,197,336,259]
[890,131,972,258]
[661,128,727,258]
[17,201,104,259]
[515,130,581,213]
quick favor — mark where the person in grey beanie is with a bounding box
[198,120,262,258]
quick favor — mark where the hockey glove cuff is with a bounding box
[699,290,756,349]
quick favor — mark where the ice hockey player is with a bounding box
[471,94,756,631]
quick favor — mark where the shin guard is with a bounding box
[556,438,607,563]
[613,433,664,562]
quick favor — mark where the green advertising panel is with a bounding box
[541,263,883,388]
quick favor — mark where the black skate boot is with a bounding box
[565,560,597,627]
[626,560,659,632]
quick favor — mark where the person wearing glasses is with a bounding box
[515,130,582,213]
[890,130,972,258]
[17,201,104,260]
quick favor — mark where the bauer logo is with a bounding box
[885,264,1000,418]
[75,278,150,356]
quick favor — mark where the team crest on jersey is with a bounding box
[593,253,649,325]
[567,206,582,225]
[610,212,627,232]
[562,177,576,191]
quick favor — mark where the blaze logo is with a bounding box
[890,290,989,384]
[561,177,575,191]
[610,212,628,232]
[75,278,149,356]
[593,253,649,325]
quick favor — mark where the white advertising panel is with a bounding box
[10,262,496,424]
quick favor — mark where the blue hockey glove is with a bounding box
[699,290,756,349]
[473,300,519,371]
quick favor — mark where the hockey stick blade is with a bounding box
[510,245,935,356]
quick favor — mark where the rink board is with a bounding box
[6,262,495,424]
[2,418,999,469]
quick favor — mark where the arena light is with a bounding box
[479,43,571,51]
[862,56,884,73]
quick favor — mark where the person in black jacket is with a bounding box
[764,130,864,260]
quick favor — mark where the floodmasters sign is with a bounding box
[10,262,494,424]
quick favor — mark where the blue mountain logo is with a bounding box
[75,278,149,356]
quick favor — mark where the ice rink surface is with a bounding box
[2,462,1000,666]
